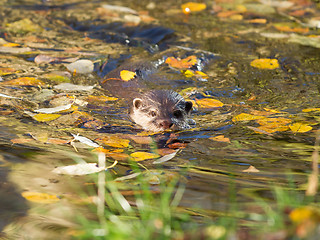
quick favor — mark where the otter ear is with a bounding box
[133,98,143,109]
[185,101,193,114]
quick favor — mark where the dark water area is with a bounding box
[0,0,320,239]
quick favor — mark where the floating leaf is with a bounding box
[2,42,20,47]
[165,56,197,69]
[250,58,279,70]
[33,113,61,122]
[96,135,130,148]
[71,134,100,148]
[120,70,136,81]
[34,104,72,114]
[196,98,224,109]
[242,165,260,173]
[53,163,107,175]
[209,135,230,143]
[233,113,265,122]
[130,152,160,161]
[0,77,45,86]
[153,150,179,164]
[21,191,60,203]
[289,123,312,133]
[181,2,206,14]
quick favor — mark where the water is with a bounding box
[0,0,319,238]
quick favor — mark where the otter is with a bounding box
[99,61,194,132]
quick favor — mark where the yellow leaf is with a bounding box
[33,113,61,122]
[181,2,206,14]
[130,152,160,161]
[0,67,18,76]
[250,59,279,70]
[165,56,198,69]
[183,69,195,78]
[302,108,320,112]
[96,135,130,148]
[257,117,292,126]
[209,135,230,143]
[290,207,320,223]
[21,191,60,203]
[0,77,45,86]
[289,123,312,133]
[120,70,136,81]
[195,71,208,79]
[263,108,282,113]
[196,98,224,108]
[256,124,289,133]
[2,43,20,47]
[232,113,265,122]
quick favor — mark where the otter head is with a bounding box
[129,90,194,132]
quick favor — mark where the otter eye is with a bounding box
[173,110,183,118]
[149,110,157,117]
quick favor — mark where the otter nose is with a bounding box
[159,120,173,129]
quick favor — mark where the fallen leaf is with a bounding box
[196,98,224,108]
[34,104,72,114]
[21,191,60,203]
[120,70,136,81]
[289,123,312,133]
[2,43,20,47]
[247,18,267,24]
[165,55,197,69]
[274,24,309,34]
[210,135,230,143]
[33,113,61,122]
[242,165,260,173]
[71,134,100,148]
[53,163,106,175]
[233,113,265,122]
[0,77,45,86]
[256,124,289,133]
[7,19,43,34]
[130,152,160,161]
[43,73,71,83]
[250,58,279,70]
[86,95,118,103]
[256,117,292,126]
[153,150,179,164]
[181,2,206,14]
[11,138,33,144]
[96,135,130,148]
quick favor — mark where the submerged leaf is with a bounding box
[96,135,130,148]
[250,58,279,70]
[21,191,60,203]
